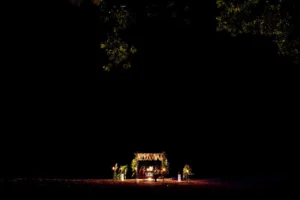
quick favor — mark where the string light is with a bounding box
[133,152,169,179]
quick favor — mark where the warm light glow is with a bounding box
[112,167,115,170]
[147,178,153,181]
[135,152,165,161]
[163,168,166,171]
[146,166,153,171]
[178,173,181,182]
[186,170,189,173]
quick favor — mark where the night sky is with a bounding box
[5,1,298,180]
[6,94,298,179]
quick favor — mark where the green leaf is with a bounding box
[130,46,137,54]
[123,63,131,69]
[103,66,110,72]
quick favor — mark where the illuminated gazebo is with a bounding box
[133,152,169,179]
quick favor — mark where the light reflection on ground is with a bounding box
[8,177,293,190]
[11,178,227,187]
[7,177,296,196]
[57,178,217,185]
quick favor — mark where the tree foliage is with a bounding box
[216,0,300,63]
[70,0,136,71]
[69,0,196,71]
[97,1,137,71]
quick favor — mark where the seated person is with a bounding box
[153,167,159,182]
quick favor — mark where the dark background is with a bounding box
[5,1,297,180]
[6,95,299,180]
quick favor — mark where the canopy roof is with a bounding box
[134,152,167,161]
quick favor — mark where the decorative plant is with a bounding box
[112,163,118,180]
[161,158,169,175]
[131,159,137,177]
[118,165,128,179]
[160,152,169,175]
[183,164,193,181]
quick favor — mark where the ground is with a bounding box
[4,178,298,197]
